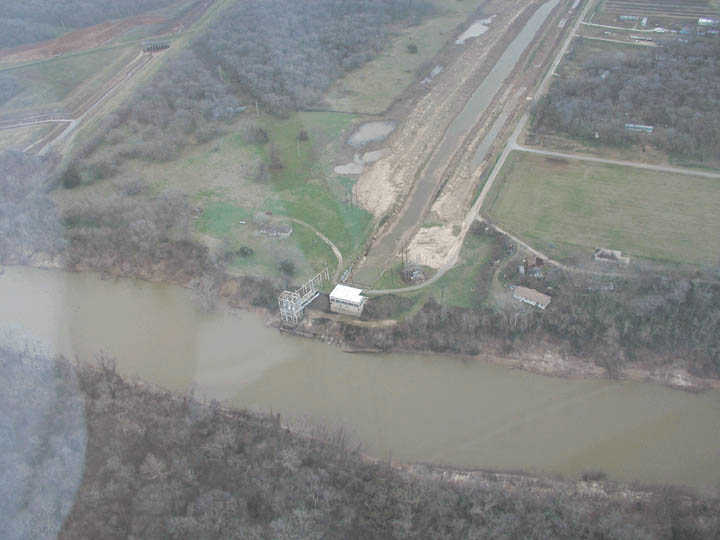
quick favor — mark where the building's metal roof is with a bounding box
[513,286,551,308]
[330,284,365,304]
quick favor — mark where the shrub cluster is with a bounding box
[62,189,211,282]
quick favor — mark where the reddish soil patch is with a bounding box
[0,15,166,64]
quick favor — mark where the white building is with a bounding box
[329,285,367,316]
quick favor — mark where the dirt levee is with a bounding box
[356,0,560,276]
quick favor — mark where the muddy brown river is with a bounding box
[2,266,720,489]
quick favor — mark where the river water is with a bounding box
[2,266,720,489]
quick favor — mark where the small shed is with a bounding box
[512,286,551,310]
[329,284,367,316]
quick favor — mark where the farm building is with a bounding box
[329,285,367,316]
[512,286,551,310]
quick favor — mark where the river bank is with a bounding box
[6,257,720,394]
[279,310,720,394]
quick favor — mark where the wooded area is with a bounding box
[75,0,434,178]
[354,274,720,378]
[0,0,178,48]
[193,0,435,112]
[533,38,720,161]
[0,150,214,283]
[0,150,64,264]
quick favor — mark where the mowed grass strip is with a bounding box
[484,152,720,266]
[197,201,250,237]
[324,0,485,114]
[425,231,494,308]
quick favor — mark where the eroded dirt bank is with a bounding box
[282,311,720,393]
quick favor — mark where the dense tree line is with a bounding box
[0,150,65,264]
[20,352,708,538]
[351,275,720,378]
[62,187,212,282]
[193,0,435,112]
[0,0,178,48]
[533,38,720,161]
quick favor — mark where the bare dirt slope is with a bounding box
[355,0,577,282]
[353,0,536,282]
[0,16,162,65]
[355,0,529,220]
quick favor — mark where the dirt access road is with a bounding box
[10,51,158,155]
[354,0,582,285]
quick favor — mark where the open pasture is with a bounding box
[484,152,720,266]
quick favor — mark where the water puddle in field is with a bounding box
[456,16,494,45]
[347,121,395,147]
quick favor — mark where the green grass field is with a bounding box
[367,230,494,313]
[484,152,720,266]
[427,232,494,308]
[324,0,485,113]
[0,47,137,113]
[254,112,374,259]
[78,109,373,281]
